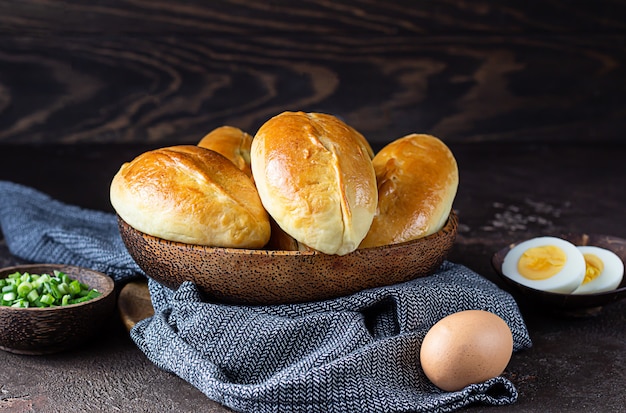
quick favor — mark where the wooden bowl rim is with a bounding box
[0,264,115,312]
[118,210,458,255]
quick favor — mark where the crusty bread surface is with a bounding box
[251,111,378,255]
[110,145,270,248]
[197,125,253,178]
[359,134,458,248]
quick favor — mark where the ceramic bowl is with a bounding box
[118,211,458,305]
[0,264,115,355]
[492,233,626,313]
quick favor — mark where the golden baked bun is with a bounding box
[110,145,270,248]
[251,111,378,255]
[359,134,458,248]
[197,126,253,178]
[348,124,375,159]
[264,218,310,251]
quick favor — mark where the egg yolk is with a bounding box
[582,253,604,285]
[517,245,567,280]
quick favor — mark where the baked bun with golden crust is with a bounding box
[265,218,302,251]
[348,124,375,160]
[197,126,253,178]
[251,111,378,255]
[359,134,458,248]
[110,145,270,248]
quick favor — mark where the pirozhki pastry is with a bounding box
[359,134,458,248]
[110,145,270,248]
[197,125,253,179]
[251,111,378,255]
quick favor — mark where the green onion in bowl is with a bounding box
[0,270,101,308]
[0,264,115,355]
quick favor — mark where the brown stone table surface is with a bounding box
[0,142,624,412]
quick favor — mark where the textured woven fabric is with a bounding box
[0,181,533,413]
[0,181,142,283]
[133,262,532,413]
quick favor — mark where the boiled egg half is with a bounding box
[502,236,624,294]
[502,236,585,294]
[572,246,624,294]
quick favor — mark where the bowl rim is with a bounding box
[491,233,626,308]
[117,210,458,256]
[0,264,115,312]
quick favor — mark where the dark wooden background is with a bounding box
[1,0,625,146]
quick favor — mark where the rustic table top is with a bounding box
[0,142,624,412]
[1,1,625,411]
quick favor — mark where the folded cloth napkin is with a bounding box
[0,181,142,282]
[133,265,532,413]
[0,181,533,413]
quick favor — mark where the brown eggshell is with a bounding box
[420,310,513,392]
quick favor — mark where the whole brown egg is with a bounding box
[419,310,514,392]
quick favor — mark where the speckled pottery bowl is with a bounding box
[0,264,115,355]
[118,211,458,305]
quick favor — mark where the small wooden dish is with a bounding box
[118,212,458,305]
[118,278,153,332]
[0,264,115,355]
[492,233,626,313]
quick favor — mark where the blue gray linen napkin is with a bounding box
[0,181,141,282]
[0,181,532,413]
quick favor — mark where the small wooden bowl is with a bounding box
[492,233,626,313]
[118,212,458,305]
[0,264,115,355]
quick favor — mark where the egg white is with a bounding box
[572,246,624,294]
[502,236,586,294]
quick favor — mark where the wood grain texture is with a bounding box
[1,0,625,35]
[118,278,153,332]
[0,1,625,145]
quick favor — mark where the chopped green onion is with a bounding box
[0,270,102,308]
[17,281,33,297]
[50,284,62,299]
[57,283,69,295]
[39,294,55,305]
[70,296,91,304]
[11,298,29,308]
[27,289,39,302]
[68,280,82,295]
[87,290,101,299]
